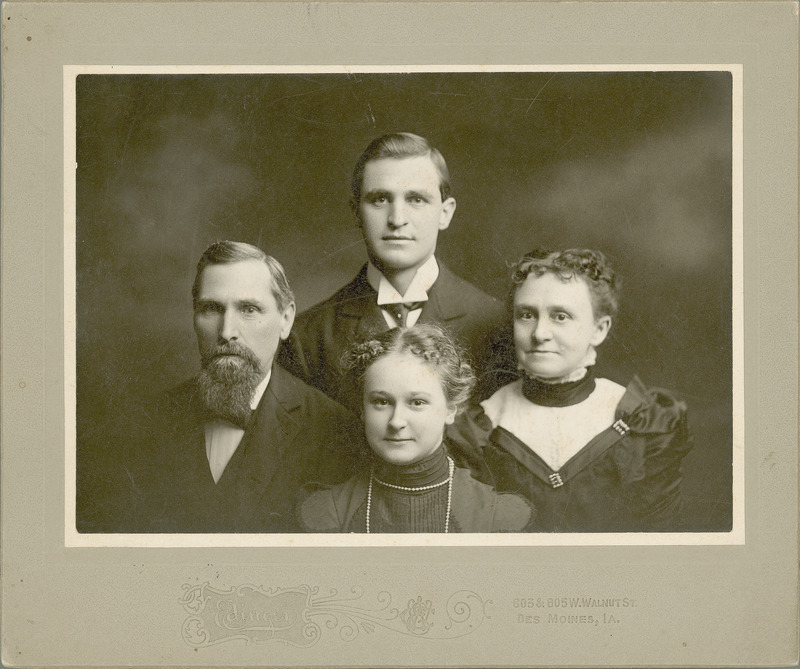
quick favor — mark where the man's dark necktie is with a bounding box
[383,301,425,328]
[208,408,252,430]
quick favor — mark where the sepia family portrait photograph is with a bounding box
[72,68,736,542]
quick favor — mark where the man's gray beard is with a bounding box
[197,344,266,428]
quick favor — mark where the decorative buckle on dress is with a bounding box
[548,472,564,488]
[612,419,630,436]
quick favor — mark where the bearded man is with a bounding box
[123,241,361,533]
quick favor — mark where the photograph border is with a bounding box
[64,63,745,549]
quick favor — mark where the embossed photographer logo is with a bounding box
[180,583,488,647]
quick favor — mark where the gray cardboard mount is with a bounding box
[1,2,798,667]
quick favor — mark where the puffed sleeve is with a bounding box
[491,493,536,532]
[613,377,693,531]
[445,404,496,487]
[294,484,342,533]
[450,469,536,532]
[293,476,369,533]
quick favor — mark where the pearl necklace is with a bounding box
[366,456,455,533]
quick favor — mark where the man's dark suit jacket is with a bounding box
[278,261,515,408]
[122,364,363,533]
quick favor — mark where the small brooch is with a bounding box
[612,419,630,436]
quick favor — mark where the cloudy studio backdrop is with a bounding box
[75,71,733,533]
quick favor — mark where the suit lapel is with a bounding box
[220,365,302,515]
[168,383,218,491]
[338,265,387,337]
[420,262,468,325]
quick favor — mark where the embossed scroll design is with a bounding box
[179,583,489,648]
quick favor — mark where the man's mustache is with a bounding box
[202,342,261,368]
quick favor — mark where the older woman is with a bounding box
[447,249,692,532]
[295,324,532,533]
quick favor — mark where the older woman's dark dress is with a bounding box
[446,374,692,532]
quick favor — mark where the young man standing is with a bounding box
[280,133,509,407]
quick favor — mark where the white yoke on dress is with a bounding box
[480,377,627,471]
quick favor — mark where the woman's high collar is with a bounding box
[522,366,597,407]
[371,445,450,488]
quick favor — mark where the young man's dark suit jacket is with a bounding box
[125,364,363,533]
[278,262,515,408]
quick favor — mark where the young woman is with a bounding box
[447,249,692,532]
[295,324,532,533]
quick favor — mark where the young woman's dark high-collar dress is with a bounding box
[446,371,693,532]
[295,446,533,533]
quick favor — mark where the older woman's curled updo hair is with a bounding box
[511,248,621,320]
[342,324,476,413]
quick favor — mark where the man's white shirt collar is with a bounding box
[248,371,271,410]
[367,255,439,305]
